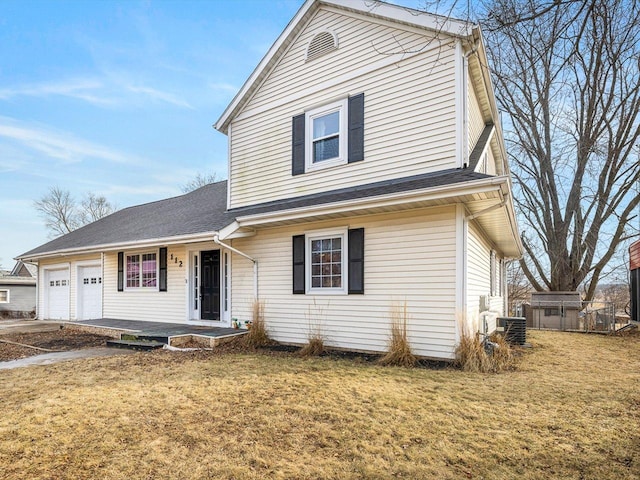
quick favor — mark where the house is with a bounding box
[16,0,522,360]
[0,261,37,318]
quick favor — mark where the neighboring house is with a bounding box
[17,0,522,360]
[0,261,37,318]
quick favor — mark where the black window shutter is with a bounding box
[117,252,124,292]
[292,114,306,176]
[292,235,306,294]
[348,228,365,294]
[348,93,365,163]
[159,247,168,292]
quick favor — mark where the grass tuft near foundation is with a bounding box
[378,302,417,367]
[0,330,639,479]
[455,329,515,373]
[243,300,270,348]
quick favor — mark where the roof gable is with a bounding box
[214,0,475,134]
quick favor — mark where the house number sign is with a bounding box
[170,253,183,268]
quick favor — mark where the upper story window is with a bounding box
[126,251,157,289]
[306,31,338,62]
[292,93,364,176]
[306,98,348,171]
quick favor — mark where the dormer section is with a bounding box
[218,1,474,210]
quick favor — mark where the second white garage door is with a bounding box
[78,265,102,320]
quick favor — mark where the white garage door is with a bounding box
[78,265,102,320]
[46,268,69,320]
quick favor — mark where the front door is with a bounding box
[201,250,220,320]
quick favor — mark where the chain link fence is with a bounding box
[513,300,619,333]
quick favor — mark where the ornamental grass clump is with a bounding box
[455,325,515,373]
[244,300,270,348]
[298,335,325,357]
[379,302,417,367]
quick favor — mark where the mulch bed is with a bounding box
[0,329,111,362]
[0,327,453,369]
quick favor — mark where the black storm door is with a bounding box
[201,250,221,320]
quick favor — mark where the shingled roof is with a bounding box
[19,168,495,259]
[231,168,491,217]
[19,180,234,258]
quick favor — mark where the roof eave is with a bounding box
[16,230,224,263]
[231,175,522,256]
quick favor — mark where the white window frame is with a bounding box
[0,289,9,303]
[124,250,159,291]
[305,228,348,295]
[305,98,348,172]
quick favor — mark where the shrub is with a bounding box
[379,302,417,367]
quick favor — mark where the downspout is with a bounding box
[213,234,258,300]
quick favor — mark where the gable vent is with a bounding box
[306,31,338,62]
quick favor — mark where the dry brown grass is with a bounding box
[379,302,417,367]
[299,299,326,356]
[243,299,269,348]
[0,330,639,479]
[455,328,515,373]
[298,335,324,357]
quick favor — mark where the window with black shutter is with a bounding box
[291,93,364,175]
[292,235,306,294]
[292,228,364,295]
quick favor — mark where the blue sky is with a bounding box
[0,0,311,266]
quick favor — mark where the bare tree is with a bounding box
[600,283,630,315]
[79,193,116,225]
[181,173,219,193]
[481,0,640,300]
[34,187,116,237]
[507,260,531,314]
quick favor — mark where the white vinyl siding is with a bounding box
[230,206,458,360]
[103,246,186,323]
[466,222,504,333]
[467,73,485,161]
[228,8,458,208]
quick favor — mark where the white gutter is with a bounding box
[213,234,258,300]
[235,176,510,226]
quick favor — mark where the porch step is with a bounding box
[121,333,170,344]
[106,339,166,351]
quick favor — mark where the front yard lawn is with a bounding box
[0,330,638,479]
